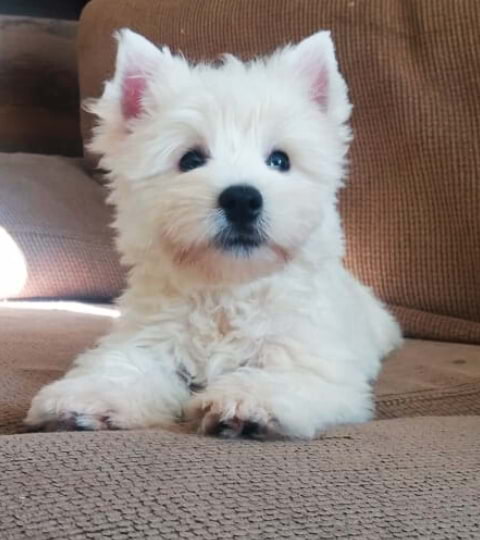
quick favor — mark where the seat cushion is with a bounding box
[77,0,480,344]
[1,417,479,539]
[1,302,479,436]
[0,153,125,300]
[376,339,480,419]
[0,302,115,434]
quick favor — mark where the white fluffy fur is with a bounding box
[26,29,402,439]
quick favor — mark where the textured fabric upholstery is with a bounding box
[0,153,125,300]
[0,16,82,156]
[1,417,479,539]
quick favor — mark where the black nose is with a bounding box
[218,184,263,226]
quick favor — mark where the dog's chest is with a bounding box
[172,291,270,381]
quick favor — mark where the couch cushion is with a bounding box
[1,303,479,436]
[0,16,82,156]
[0,302,115,435]
[0,153,125,300]
[376,339,480,419]
[1,417,479,539]
[77,0,480,344]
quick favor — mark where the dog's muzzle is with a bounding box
[214,184,266,253]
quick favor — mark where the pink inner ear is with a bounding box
[311,65,329,108]
[121,73,147,119]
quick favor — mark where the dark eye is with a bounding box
[179,148,207,172]
[266,150,290,172]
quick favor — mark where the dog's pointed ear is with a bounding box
[284,31,351,123]
[110,29,166,120]
[86,29,185,160]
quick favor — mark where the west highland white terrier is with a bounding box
[26,29,402,439]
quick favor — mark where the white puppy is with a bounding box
[26,29,402,439]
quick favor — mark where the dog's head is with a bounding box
[88,30,351,286]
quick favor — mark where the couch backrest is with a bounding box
[0,15,83,156]
[77,0,480,344]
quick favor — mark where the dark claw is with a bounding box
[212,418,267,440]
[241,420,262,437]
[101,416,121,430]
[213,420,243,438]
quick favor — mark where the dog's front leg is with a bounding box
[185,367,373,440]
[25,339,189,432]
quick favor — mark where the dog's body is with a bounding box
[26,30,401,439]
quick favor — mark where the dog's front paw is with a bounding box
[185,392,279,440]
[25,411,119,432]
[25,378,127,432]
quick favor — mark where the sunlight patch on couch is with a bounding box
[0,226,27,298]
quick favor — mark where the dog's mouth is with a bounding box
[213,226,267,256]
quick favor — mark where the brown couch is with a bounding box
[1,1,479,538]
